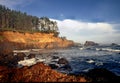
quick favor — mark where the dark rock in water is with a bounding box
[86,68,120,82]
[52,56,59,59]
[28,54,35,59]
[59,64,72,71]
[57,58,72,72]
[49,64,59,69]
[0,52,26,67]
[0,52,18,67]
[58,58,69,65]
[84,41,98,46]
[53,52,59,55]
[111,43,118,46]
[17,53,26,61]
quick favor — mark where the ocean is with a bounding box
[18,45,120,76]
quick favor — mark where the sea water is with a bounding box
[18,45,120,76]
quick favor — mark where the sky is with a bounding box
[0,0,120,44]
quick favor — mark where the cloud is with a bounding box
[51,19,120,44]
[0,0,33,9]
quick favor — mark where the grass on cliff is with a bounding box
[0,28,59,37]
[0,35,4,41]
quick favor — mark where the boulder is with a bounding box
[58,58,69,65]
[84,41,98,46]
[86,68,120,82]
[111,43,118,46]
[0,52,18,67]
[52,56,59,59]
[49,64,59,69]
[17,53,26,61]
[28,54,35,59]
[58,64,72,72]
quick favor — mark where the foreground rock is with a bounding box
[0,62,88,82]
[0,54,120,82]
[86,68,120,82]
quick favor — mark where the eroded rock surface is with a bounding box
[0,62,88,82]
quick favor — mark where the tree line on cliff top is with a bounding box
[0,5,59,37]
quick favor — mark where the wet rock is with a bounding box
[0,53,18,67]
[52,56,59,59]
[59,64,72,71]
[53,52,59,55]
[57,58,72,73]
[28,54,35,59]
[0,52,26,67]
[49,64,59,69]
[17,53,26,61]
[58,58,69,65]
[87,68,120,82]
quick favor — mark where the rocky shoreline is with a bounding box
[0,51,120,82]
[0,62,89,82]
[0,31,120,82]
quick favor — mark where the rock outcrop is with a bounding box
[0,62,88,82]
[84,41,98,46]
[0,62,119,82]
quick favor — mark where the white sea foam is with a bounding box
[79,47,85,50]
[95,62,103,66]
[18,58,46,67]
[101,48,120,52]
[86,59,94,63]
[18,58,36,67]
[13,49,31,53]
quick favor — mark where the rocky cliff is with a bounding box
[0,31,74,55]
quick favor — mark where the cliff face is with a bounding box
[0,31,74,55]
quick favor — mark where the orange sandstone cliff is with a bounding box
[0,31,74,55]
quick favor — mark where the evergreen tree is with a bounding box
[0,5,59,36]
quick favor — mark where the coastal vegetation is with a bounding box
[0,5,59,36]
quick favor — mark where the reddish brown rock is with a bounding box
[0,62,89,82]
